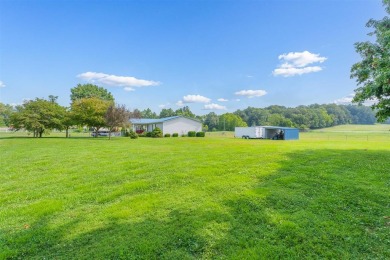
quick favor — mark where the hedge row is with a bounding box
[128,128,205,138]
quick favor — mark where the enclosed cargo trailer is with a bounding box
[235,126,299,140]
[235,127,265,139]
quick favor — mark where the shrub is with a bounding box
[181,134,187,137]
[188,131,196,137]
[129,129,138,139]
[164,133,171,137]
[172,133,179,137]
[196,132,205,137]
[122,129,129,137]
[152,127,163,138]
[145,132,152,137]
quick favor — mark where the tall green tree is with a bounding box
[62,108,76,138]
[351,0,390,121]
[70,84,114,103]
[9,97,65,137]
[175,106,196,118]
[218,113,247,131]
[141,108,158,119]
[159,108,176,118]
[267,114,294,127]
[71,97,112,137]
[204,112,219,131]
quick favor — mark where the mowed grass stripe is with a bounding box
[0,133,389,259]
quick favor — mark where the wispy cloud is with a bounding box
[176,100,185,107]
[0,81,5,88]
[124,87,135,92]
[334,93,378,106]
[217,98,228,102]
[159,103,170,108]
[273,51,327,77]
[235,89,267,98]
[77,72,160,91]
[334,94,354,105]
[182,94,211,103]
[204,103,227,110]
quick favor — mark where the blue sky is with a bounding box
[0,0,387,115]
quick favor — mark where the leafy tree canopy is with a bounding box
[71,97,112,136]
[70,84,114,103]
[351,0,390,121]
[159,108,176,118]
[218,113,247,131]
[9,97,66,137]
[0,102,14,127]
[141,108,158,119]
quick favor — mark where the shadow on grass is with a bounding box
[2,149,389,259]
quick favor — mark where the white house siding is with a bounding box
[162,117,202,135]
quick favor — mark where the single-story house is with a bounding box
[130,116,202,135]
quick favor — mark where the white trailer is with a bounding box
[235,127,265,139]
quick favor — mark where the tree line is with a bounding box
[0,84,136,138]
[138,103,382,132]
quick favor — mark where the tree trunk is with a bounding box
[66,127,69,138]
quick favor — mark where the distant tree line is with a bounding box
[135,103,380,131]
[0,84,388,137]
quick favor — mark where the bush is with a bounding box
[145,132,152,137]
[196,132,205,137]
[152,127,163,138]
[164,133,171,137]
[122,129,129,137]
[188,131,196,137]
[129,129,138,139]
[172,133,179,137]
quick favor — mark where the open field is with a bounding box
[1,126,389,259]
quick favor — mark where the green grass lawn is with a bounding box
[0,127,389,259]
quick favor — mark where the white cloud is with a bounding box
[273,51,327,77]
[278,51,327,67]
[334,94,378,106]
[273,66,322,77]
[235,89,267,98]
[176,100,185,107]
[159,103,170,108]
[334,94,354,105]
[0,81,5,88]
[124,87,135,92]
[77,72,160,89]
[217,98,228,102]
[204,103,227,110]
[235,99,241,102]
[182,94,211,103]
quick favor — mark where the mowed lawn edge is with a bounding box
[1,134,389,259]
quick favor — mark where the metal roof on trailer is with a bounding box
[262,126,298,130]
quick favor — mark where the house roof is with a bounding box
[130,116,200,125]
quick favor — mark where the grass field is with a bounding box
[1,125,389,259]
